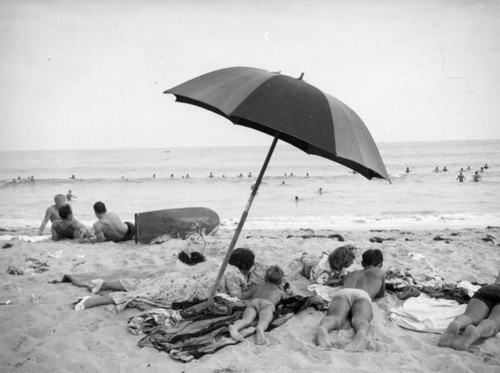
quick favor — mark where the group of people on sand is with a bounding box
[70,242,382,349]
[39,194,135,243]
[69,239,499,350]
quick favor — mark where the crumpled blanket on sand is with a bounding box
[128,308,182,335]
[138,295,324,362]
[389,293,467,333]
[7,258,50,275]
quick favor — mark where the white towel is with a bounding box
[390,293,467,333]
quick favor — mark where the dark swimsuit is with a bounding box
[472,283,500,310]
[116,221,136,242]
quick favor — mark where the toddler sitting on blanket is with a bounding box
[229,265,286,345]
[300,245,356,285]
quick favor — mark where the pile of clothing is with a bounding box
[7,258,49,275]
[385,268,483,304]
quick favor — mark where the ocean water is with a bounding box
[0,140,499,233]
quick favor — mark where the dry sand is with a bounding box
[1,227,499,373]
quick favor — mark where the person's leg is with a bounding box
[82,280,126,293]
[229,306,257,341]
[317,297,350,347]
[100,280,126,292]
[344,299,373,351]
[439,299,489,347]
[255,306,275,345]
[300,259,315,279]
[452,304,500,350]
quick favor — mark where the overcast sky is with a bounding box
[1,0,499,151]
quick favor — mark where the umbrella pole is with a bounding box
[206,136,279,306]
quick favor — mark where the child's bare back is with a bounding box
[229,265,285,345]
[343,267,385,300]
[252,282,284,306]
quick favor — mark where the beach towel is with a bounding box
[389,293,467,333]
[138,295,323,362]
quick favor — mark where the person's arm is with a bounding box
[325,278,344,286]
[93,222,106,242]
[39,208,51,235]
[375,274,386,299]
[240,286,257,300]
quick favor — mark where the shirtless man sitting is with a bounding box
[51,205,87,241]
[229,265,286,345]
[317,249,385,351]
[39,194,67,235]
[92,201,135,242]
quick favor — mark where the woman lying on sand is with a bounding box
[74,248,263,311]
[300,244,356,285]
[439,270,500,350]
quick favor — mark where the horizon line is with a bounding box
[1,138,499,153]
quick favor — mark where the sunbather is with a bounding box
[51,205,88,241]
[229,265,286,345]
[74,248,262,311]
[316,249,385,351]
[300,245,356,285]
[439,270,500,350]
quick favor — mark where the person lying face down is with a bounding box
[316,248,385,351]
[74,249,261,312]
[92,201,135,242]
[229,265,286,345]
[439,270,500,351]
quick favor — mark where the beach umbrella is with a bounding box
[164,66,390,306]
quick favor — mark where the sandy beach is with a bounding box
[1,226,499,373]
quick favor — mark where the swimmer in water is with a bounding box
[456,172,466,183]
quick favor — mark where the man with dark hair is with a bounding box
[317,248,385,351]
[50,204,87,241]
[92,201,135,242]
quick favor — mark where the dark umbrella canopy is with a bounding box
[164,66,390,308]
[165,66,390,182]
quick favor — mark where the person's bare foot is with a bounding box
[438,321,460,347]
[344,330,366,351]
[298,252,308,264]
[239,327,256,338]
[229,325,244,342]
[452,325,478,351]
[255,326,266,345]
[74,296,91,311]
[317,326,331,348]
[90,279,104,294]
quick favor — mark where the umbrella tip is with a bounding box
[297,72,305,81]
